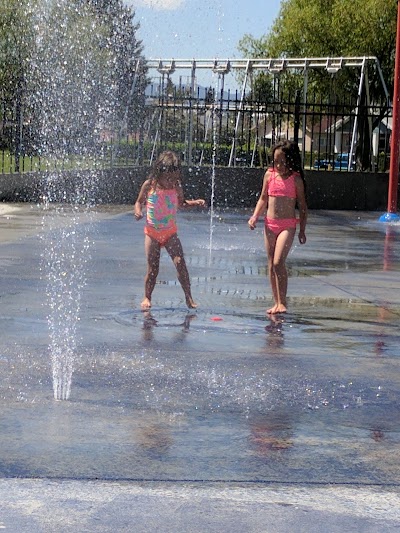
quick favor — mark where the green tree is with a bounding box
[0,0,36,101]
[83,0,148,134]
[0,0,147,162]
[0,0,37,161]
[29,1,116,156]
[238,0,397,170]
[239,0,397,98]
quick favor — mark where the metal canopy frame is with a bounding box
[146,57,390,167]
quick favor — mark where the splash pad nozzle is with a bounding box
[378,212,400,223]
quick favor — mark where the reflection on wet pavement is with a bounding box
[0,205,399,486]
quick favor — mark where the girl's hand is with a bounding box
[185,199,205,207]
[134,211,143,220]
[248,215,258,230]
[298,231,306,244]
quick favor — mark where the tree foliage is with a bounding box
[239,0,397,99]
[0,0,147,154]
[0,0,37,113]
[82,0,148,132]
[238,0,397,170]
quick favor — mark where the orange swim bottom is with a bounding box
[144,225,177,246]
[265,217,297,235]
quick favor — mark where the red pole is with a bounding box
[387,0,400,214]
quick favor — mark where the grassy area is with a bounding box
[0,150,139,174]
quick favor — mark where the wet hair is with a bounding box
[150,151,181,183]
[271,140,306,188]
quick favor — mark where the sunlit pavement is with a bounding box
[0,203,399,532]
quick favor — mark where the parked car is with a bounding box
[334,153,355,171]
[313,158,334,170]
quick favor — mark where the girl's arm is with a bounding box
[176,180,206,208]
[182,199,206,207]
[295,175,307,244]
[134,180,151,220]
[248,170,270,229]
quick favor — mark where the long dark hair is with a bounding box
[271,140,306,188]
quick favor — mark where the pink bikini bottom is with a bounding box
[265,217,297,235]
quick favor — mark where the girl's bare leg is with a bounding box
[142,235,161,309]
[268,228,295,313]
[165,234,197,308]
[264,229,279,314]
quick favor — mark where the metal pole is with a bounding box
[302,66,309,163]
[187,61,196,166]
[229,60,250,167]
[14,77,23,173]
[120,59,141,135]
[349,57,366,170]
[386,0,400,216]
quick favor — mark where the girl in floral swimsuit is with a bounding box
[248,140,307,315]
[134,151,206,310]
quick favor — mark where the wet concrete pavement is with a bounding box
[0,203,399,532]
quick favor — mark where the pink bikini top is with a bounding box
[267,169,297,198]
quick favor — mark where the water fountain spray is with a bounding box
[30,0,120,399]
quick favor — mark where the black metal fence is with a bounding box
[0,84,392,174]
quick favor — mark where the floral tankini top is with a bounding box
[146,187,178,231]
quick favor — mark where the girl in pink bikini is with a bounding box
[248,140,307,314]
[134,151,205,310]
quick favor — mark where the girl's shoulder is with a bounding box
[292,171,303,182]
[293,172,306,192]
[145,176,157,189]
[140,178,155,195]
[264,167,274,179]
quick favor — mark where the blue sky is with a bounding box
[124,0,282,89]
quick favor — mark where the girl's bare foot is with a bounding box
[267,304,287,314]
[186,297,198,309]
[141,297,152,310]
